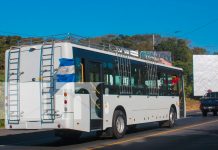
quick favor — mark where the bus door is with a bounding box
[85,60,103,130]
[179,75,186,118]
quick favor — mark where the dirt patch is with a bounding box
[186,98,200,111]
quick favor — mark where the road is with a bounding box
[0,111,218,150]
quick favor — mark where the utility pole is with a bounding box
[152,34,155,50]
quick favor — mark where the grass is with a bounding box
[0,119,4,128]
[186,98,200,111]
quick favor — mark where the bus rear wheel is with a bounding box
[112,110,127,139]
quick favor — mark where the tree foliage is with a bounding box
[0,36,22,69]
[88,34,160,51]
[0,36,43,70]
[192,47,207,55]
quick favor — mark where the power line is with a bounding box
[179,18,218,37]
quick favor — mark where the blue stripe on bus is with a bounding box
[59,58,74,66]
[57,74,75,82]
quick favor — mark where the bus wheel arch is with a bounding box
[114,106,127,119]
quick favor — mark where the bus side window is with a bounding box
[144,71,158,96]
[168,75,179,96]
[103,62,115,94]
[75,58,82,82]
[157,72,167,96]
[103,63,114,86]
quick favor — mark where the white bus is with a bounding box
[5,35,185,139]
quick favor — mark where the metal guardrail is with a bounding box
[16,33,140,57]
[17,33,115,50]
[16,33,171,66]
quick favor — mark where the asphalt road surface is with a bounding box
[0,111,218,150]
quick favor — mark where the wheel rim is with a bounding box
[170,110,175,124]
[116,116,125,134]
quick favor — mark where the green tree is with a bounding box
[192,47,207,55]
[0,36,43,70]
[0,36,22,70]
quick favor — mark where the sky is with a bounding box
[0,0,218,53]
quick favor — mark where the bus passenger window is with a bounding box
[103,62,114,86]
[115,75,122,86]
[75,58,82,82]
[123,76,129,86]
[157,73,167,96]
[89,62,100,82]
[104,74,113,85]
[169,75,180,96]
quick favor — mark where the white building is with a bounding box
[193,55,218,96]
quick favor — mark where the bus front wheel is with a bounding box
[168,107,176,128]
[159,107,176,128]
[112,110,127,139]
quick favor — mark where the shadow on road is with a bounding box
[0,123,160,147]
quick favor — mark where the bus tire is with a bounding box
[213,111,217,116]
[168,107,176,128]
[112,110,127,139]
[54,129,82,141]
